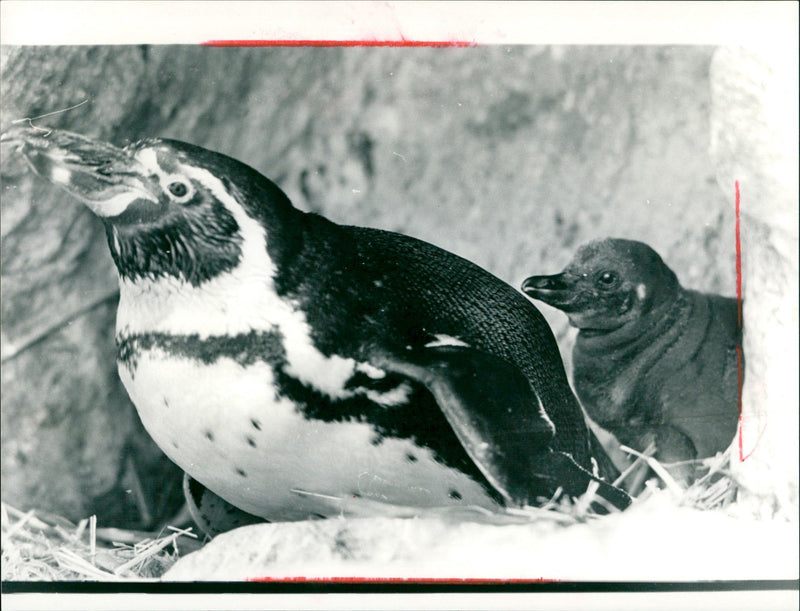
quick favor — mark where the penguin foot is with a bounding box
[183,474,267,538]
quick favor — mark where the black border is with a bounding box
[3,579,799,594]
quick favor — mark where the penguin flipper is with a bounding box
[373,345,558,505]
[588,428,624,482]
[530,449,632,512]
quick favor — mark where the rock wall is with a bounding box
[1,45,737,524]
[710,45,799,510]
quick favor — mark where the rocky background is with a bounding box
[0,46,785,529]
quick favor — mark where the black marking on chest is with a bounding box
[117,329,286,376]
[344,370,408,393]
[273,367,503,505]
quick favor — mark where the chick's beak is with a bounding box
[1,126,159,218]
[521,273,579,308]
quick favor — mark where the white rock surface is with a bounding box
[164,493,799,582]
[710,44,799,507]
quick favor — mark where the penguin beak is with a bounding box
[521,273,580,310]
[1,126,159,218]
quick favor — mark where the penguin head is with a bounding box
[521,238,680,332]
[4,127,301,286]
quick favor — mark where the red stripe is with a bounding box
[734,180,745,462]
[741,411,768,463]
[203,40,477,48]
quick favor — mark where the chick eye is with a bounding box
[167,181,189,198]
[597,271,618,286]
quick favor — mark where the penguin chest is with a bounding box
[118,347,498,521]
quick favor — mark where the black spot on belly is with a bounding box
[246,436,257,448]
[163,398,170,409]
[204,430,215,442]
[406,453,418,462]
[251,418,262,431]
[449,490,463,500]
[236,467,247,477]
[172,440,179,449]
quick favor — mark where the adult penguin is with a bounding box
[5,127,630,533]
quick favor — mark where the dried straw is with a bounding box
[1,501,197,581]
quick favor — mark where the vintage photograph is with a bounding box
[1,2,797,606]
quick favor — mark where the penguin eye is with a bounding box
[165,178,193,201]
[597,271,618,287]
[168,181,187,197]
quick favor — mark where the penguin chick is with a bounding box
[4,127,630,533]
[522,238,742,488]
